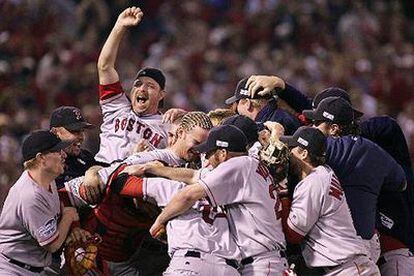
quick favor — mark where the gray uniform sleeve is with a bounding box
[288,175,324,236]
[21,198,59,247]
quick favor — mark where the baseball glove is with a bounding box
[259,137,290,183]
[64,234,102,275]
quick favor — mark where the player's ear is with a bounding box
[329,124,340,137]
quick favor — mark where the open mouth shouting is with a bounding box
[136,94,148,104]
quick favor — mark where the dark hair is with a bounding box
[297,146,326,167]
[313,120,360,136]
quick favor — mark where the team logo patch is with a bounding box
[322,111,334,120]
[240,88,250,96]
[216,140,229,147]
[37,217,57,239]
[73,109,83,121]
[379,212,394,229]
[297,137,309,147]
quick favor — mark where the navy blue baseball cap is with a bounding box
[225,78,272,105]
[135,67,166,90]
[280,126,326,157]
[303,97,354,124]
[22,130,72,161]
[313,87,363,118]
[194,125,248,153]
[50,106,93,131]
[222,115,258,145]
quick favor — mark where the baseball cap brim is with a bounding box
[279,136,300,148]
[193,140,216,154]
[302,110,317,121]
[225,96,239,105]
[64,122,94,131]
[45,140,73,153]
[353,109,364,118]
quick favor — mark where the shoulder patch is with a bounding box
[37,217,57,239]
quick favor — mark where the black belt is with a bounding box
[241,250,287,266]
[184,251,239,270]
[3,255,43,273]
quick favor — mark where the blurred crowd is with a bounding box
[1,0,414,204]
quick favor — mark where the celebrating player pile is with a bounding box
[1,5,414,276]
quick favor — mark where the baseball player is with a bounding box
[83,111,213,202]
[303,97,407,262]
[59,112,213,275]
[225,78,300,135]
[247,76,414,266]
[360,116,414,275]
[48,106,104,187]
[96,7,169,163]
[123,175,241,275]
[150,125,289,275]
[275,126,379,275]
[0,130,79,275]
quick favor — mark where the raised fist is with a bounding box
[116,7,144,28]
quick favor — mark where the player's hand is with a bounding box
[81,170,104,205]
[116,7,143,28]
[150,220,167,244]
[133,139,151,153]
[162,108,187,123]
[275,179,289,198]
[66,227,93,245]
[63,207,79,222]
[122,164,146,176]
[246,75,285,98]
[264,121,285,140]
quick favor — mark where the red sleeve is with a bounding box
[58,188,73,207]
[99,81,124,101]
[118,176,144,198]
[280,197,305,244]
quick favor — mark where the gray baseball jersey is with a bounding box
[0,171,60,267]
[143,177,241,260]
[288,165,367,267]
[97,148,185,187]
[199,156,286,258]
[96,82,169,163]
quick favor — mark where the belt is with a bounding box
[241,250,287,266]
[3,254,43,273]
[184,251,239,270]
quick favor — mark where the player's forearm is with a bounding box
[97,24,125,84]
[45,215,75,253]
[147,166,197,185]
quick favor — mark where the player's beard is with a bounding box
[288,155,302,179]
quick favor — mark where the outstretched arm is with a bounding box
[123,162,198,185]
[97,7,143,85]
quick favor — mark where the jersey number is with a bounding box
[201,205,226,225]
[268,184,282,220]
